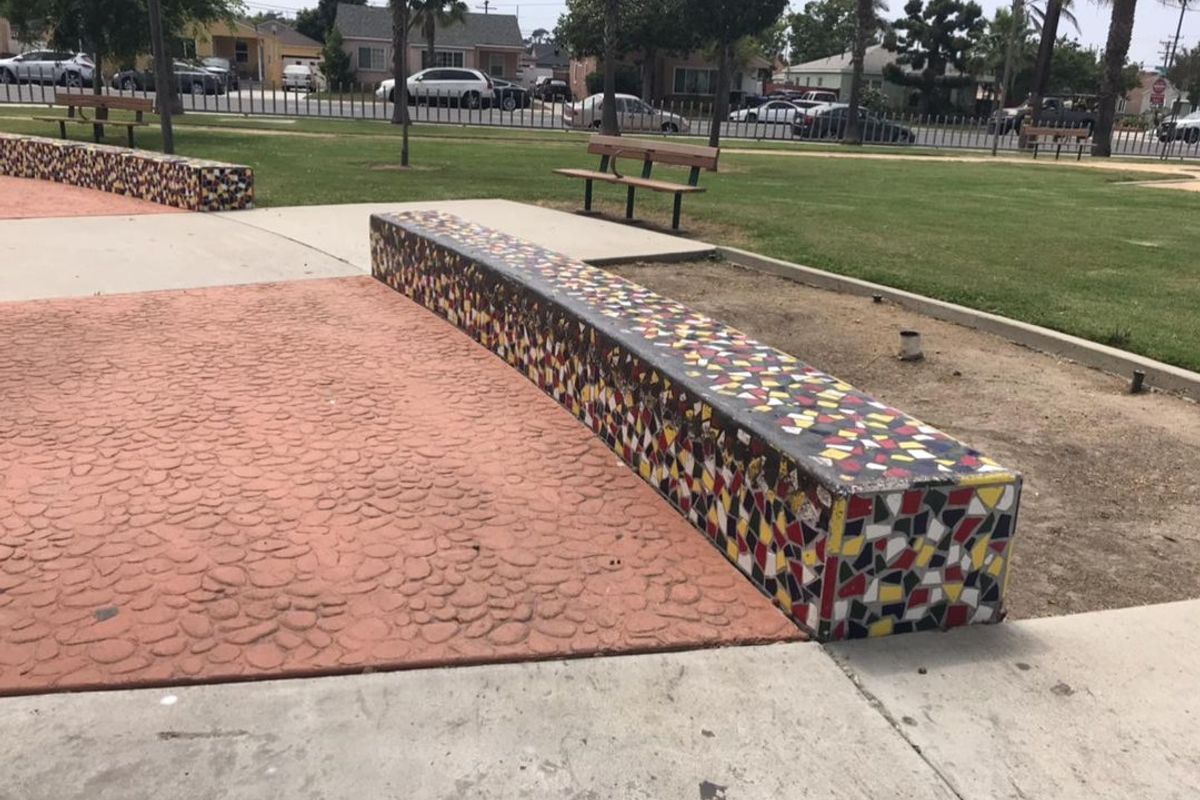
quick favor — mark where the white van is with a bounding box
[282,64,319,92]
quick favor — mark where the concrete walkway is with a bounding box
[0,198,713,302]
[4,601,1197,799]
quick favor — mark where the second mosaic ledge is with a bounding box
[369,210,1023,642]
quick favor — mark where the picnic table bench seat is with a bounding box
[554,135,718,230]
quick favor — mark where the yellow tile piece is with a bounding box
[916,543,936,567]
[759,519,773,546]
[869,618,894,638]
[726,540,739,561]
[970,536,991,570]
[775,551,787,572]
[879,585,903,604]
[821,448,852,461]
[828,499,847,556]
[987,555,1005,577]
[977,486,1004,508]
[803,548,819,567]
[945,583,963,603]
[775,587,792,607]
[841,535,865,558]
[702,471,715,491]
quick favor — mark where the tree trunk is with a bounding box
[425,17,436,70]
[392,0,411,165]
[601,0,620,135]
[845,0,875,145]
[1027,0,1061,127]
[708,43,732,149]
[1092,0,1136,157]
[147,0,175,153]
[641,46,656,103]
[1000,0,1024,104]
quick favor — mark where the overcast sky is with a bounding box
[247,0,1198,68]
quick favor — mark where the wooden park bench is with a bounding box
[554,135,719,231]
[33,92,153,148]
[1023,125,1091,161]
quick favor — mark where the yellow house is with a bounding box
[0,17,22,57]
[184,19,322,85]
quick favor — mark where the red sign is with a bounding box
[1152,78,1168,95]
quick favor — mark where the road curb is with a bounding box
[718,245,1200,401]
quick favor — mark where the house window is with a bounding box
[421,50,464,69]
[487,53,505,78]
[816,76,823,87]
[235,40,249,64]
[673,67,718,95]
[359,46,386,71]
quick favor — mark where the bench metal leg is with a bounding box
[625,186,636,220]
[93,124,102,144]
[58,120,66,139]
[584,179,593,212]
[672,193,683,230]
[127,126,135,148]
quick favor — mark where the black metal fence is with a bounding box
[2,68,1197,161]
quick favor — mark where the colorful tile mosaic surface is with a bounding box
[0,133,253,211]
[370,211,1023,641]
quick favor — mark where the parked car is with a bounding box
[990,95,1098,135]
[375,67,494,108]
[768,89,838,107]
[492,78,531,111]
[793,103,913,143]
[0,50,94,87]
[110,61,225,95]
[564,93,690,133]
[201,56,239,91]
[729,99,806,124]
[1158,110,1200,143]
[533,78,572,102]
[282,64,321,92]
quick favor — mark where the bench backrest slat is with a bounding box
[1023,126,1090,138]
[53,92,154,113]
[587,135,719,171]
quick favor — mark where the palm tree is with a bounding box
[1027,0,1080,34]
[845,0,888,145]
[1092,0,1137,156]
[411,0,469,70]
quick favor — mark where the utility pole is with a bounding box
[147,0,175,154]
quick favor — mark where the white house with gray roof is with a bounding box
[334,3,524,86]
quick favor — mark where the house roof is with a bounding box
[271,23,322,49]
[528,42,569,68]
[780,44,970,79]
[334,3,523,48]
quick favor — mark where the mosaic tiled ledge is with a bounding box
[370,211,1023,642]
[0,132,253,212]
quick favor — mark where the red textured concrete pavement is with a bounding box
[0,277,799,695]
[0,175,184,219]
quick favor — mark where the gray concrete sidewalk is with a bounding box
[831,598,1200,800]
[218,199,716,267]
[0,200,713,303]
[3,601,1197,799]
[0,643,949,800]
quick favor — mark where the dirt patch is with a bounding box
[608,259,1200,621]
[537,199,752,249]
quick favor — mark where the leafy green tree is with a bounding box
[845,0,888,143]
[320,25,354,87]
[295,0,364,44]
[786,0,856,64]
[971,5,1036,102]
[1167,47,1200,107]
[1092,0,1137,156]
[683,0,787,147]
[883,0,985,114]
[412,0,468,69]
[1,0,238,106]
[556,0,695,101]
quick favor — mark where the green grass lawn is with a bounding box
[3,109,1199,372]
